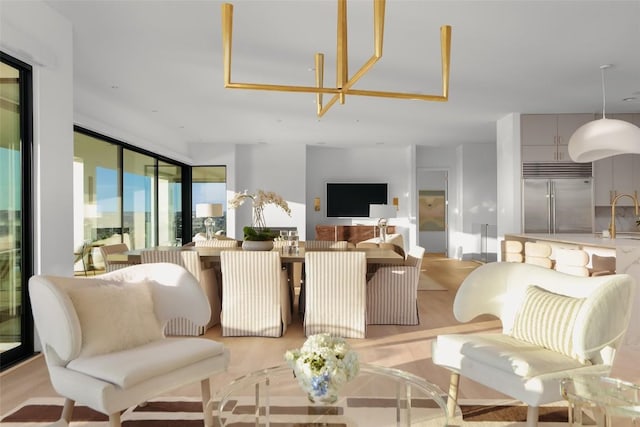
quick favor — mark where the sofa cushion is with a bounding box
[68,281,163,357]
[434,333,584,378]
[510,285,587,362]
[66,337,226,388]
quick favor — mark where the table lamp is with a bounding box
[369,204,396,242]
[196,203,223,240]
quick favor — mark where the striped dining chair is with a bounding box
[303,251,367,338]
[366,245,425,325]
[304,240,349,250]
[194,239,239,248]
[99,243,130,272]
[140,249,221,335]
[219,251,291,337]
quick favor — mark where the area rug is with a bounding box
[1,397,579,426]
[418,272,447,291]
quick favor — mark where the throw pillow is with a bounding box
[68,281,163,357]
[510,285,586,362]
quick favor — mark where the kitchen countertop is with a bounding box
[505,233,640,249]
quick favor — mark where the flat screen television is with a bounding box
[326,183,388,217]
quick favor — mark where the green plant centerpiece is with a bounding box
[229,189,291,249]
[242,225,278,241]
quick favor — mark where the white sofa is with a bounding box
[432,262,635,427]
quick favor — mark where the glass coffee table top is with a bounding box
[214,363,459,426]
[560,375,640,426]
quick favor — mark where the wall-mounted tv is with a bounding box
[326,183,388,217]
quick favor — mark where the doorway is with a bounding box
[417,169,448,254]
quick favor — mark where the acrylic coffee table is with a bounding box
[211,363,459,426]
[560,375,640,426]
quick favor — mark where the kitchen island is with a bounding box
[505,233,640,348]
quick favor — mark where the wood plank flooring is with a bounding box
[2,254,640,416]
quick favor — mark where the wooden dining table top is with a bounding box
[107,245,406,265]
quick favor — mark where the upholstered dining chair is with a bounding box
[99,243,130,272]
[28,263,229,427]
[503,240,524,263]
[195,239,239,248]
[554,248,590,277]
[219,251,291,337]
[297,240,349,315]
[304,251,367,338]
[366,245,425,325]
[304,240,349,250]
[140,249,220,333]
[591,253,616,276]
[523,241,552,268]
[431,262,635,427]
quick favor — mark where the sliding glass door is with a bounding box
[0,53,33,370]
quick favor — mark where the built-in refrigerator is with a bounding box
[522,177,594,234]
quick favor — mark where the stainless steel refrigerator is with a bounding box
[522,178,593,233]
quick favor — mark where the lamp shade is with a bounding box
[369,204,396,219]
[195,203,223,218]
[568,118,640,163]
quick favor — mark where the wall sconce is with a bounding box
[314,197,321,212]
[392,197,399,210]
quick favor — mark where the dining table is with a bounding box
[106,245,406,267]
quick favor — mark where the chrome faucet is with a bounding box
[610,193,640,238]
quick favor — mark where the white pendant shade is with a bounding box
[568,118,640,163]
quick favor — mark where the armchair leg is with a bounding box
[61,398,75,423]
[201,378,213,427]
[446,372,460,418]
[526,406,539,427]
[109,412,122,427]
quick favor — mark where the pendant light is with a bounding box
[568,65,640,163]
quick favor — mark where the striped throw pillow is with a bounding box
[510,285,586,362]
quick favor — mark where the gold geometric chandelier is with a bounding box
[221,0,452,117]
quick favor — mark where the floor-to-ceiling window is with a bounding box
[157,161,182,246]
[192,166,227,238]
[73,128,188,272]
[123,149,156,250]
[73,133,121,274]
[0,53,33,370]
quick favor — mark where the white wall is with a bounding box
[416,146,458,258]
[496,113,522,258]
[416,143,498,259]
[460,142,498,260]
[1,1,74,277]
[305,145,413,246]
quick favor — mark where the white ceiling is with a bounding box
[44,0,640,150]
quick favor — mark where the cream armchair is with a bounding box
[431,262,635,427]
[28,263,230,427]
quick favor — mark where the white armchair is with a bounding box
[431,262,635,427]
[28,263,230,427]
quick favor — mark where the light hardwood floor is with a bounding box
[2,255,640,415]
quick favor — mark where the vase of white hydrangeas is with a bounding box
[284,333,359,404]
